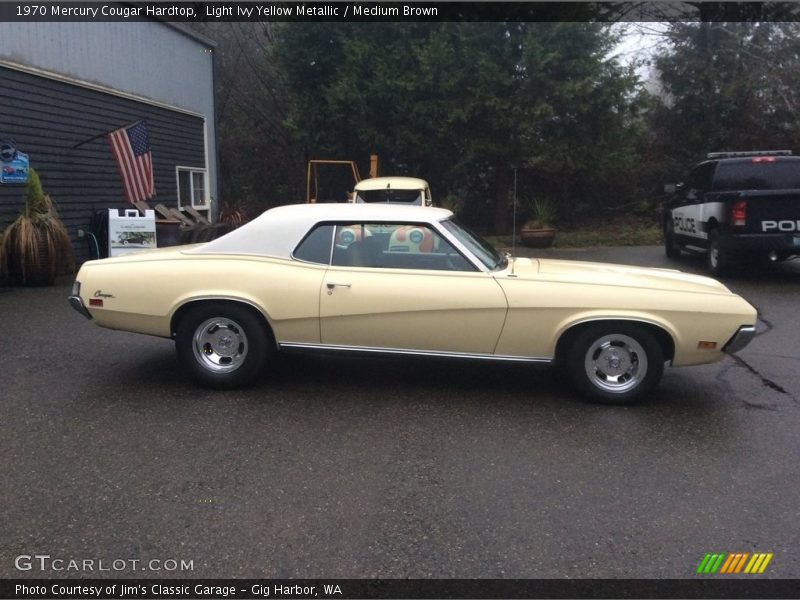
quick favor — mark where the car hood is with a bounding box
[506,257,733,295]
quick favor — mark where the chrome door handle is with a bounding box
[326,282,351,294]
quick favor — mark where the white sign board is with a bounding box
[108,208,156,257]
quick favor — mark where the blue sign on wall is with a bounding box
[0,140,29,184]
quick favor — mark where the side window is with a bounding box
[330,222,476,272]
[177,167,208,211]
[696,162,717,191]
[293,224,334,265]
[686,162,716,200]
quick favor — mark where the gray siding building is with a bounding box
[0,22,217,263]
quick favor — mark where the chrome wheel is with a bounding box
[583,333,648,394]
[565,324,664,403]
[176,303,273,389]
[707,229,728,275]
[709,243,720,269]
[192,317,249,373]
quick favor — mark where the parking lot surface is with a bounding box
[1,247,799,578]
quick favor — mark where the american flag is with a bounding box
[107,121,155,203]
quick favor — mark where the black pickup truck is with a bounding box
[663,150,800,274]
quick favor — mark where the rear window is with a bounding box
[293,224,334,264]
[713,161,800,191]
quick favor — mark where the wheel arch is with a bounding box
[169,297,277,346]
[554,318,676,364]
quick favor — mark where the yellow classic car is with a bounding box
[68,203,757,403]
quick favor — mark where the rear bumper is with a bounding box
[723,325,756,354]
[68,295,93,320]
[721,232,800,254]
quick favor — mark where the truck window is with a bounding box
[713,161,800,191]
[356,189,423,204]
[687,162,717,193]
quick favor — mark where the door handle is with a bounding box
[326,282,351,294]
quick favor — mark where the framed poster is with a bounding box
[0,141,29,184]
[108,208,156,257]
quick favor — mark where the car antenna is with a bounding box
[510,166,518,276]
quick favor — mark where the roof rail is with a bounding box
[706,150,793,159]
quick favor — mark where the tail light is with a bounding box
[731,200,747,227]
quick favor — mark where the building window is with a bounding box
[176,167,208,209]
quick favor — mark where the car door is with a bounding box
[320,222,508,355]
[672,161,717,243]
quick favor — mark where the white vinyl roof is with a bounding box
[192,203,454,259]
[354,176,429,191]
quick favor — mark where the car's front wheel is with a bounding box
[175,303,273,389]
[564,323,665,404]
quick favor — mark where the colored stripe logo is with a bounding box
[697,552,773,574]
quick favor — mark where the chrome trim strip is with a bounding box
[168,296,280,349]
[432,219,491,273]
[278,342,552,363]
[723,325,757,354]
[289,224,336,266]
[289,218,486,273]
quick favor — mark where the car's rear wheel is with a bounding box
[175,303,272,389]
[707,229,729,276]
[664,220,682,258]
[564,323,665,404]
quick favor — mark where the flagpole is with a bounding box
[71,120,144,150]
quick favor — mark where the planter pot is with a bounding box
[9,229,55,286]
[520,227,556,249]
[26,232,55,286]
[156,219,182,247]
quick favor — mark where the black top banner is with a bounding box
[3,579,800,599]
[3,1,800,22]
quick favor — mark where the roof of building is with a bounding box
[162,23,218,48]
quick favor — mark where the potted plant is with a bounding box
[520,197,557,248]
[218,196,249,230]
[0,168,74,286]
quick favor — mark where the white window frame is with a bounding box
[176,166,209,210]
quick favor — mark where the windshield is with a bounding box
[356,189,423,204]
[441,219,507,271]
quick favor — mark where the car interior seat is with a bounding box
[345,236,383,267]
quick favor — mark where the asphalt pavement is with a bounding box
[1,246,798,579]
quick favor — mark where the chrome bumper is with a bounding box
[68,295,93,320]
[723,325,756,354]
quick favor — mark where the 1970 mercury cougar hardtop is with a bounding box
[69,204,757,403]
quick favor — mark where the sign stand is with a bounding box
[108,208,156,257]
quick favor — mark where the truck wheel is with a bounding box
[664,220,682,259]
[564,323,664,405]
[707,229,729,276]
[175,303,273,389]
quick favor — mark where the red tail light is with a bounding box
[752,157,776,163]
[731,200,747,226]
